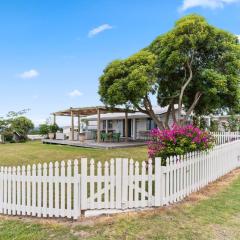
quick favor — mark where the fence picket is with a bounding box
[67,160,72,218]
[115,158,122,209]
[110,159,115,209]
[26,165,31,216]
[48,162,53,217]
[55,161,60,217]
[32,164,36,216]
[122,158,128,209]
[73,159,79,220]
[129,159,134,208]
[60,161,65,217]
[104,161,109,209]
[37,163,42,217]
[97,161,102,209]
[148,159,153,207]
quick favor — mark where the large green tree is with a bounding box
[0,110,34,141]
[99,14,240,129]
[11,116,34,138]
[149,14,240,124]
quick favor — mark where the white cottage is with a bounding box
[84,106,184,140]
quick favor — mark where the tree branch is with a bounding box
[164,101,173,129]
[133,103,148,114]
[185,91,202,117]
[143,96,165,130]
[172,104,177,125]
[178,54,194,119]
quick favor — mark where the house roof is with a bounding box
[52,106,136,117]
[84,105,180,121]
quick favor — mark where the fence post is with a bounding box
[81,158,88,211]
[0,167,3,214]
[121,158,128,209]
[155,157,162,207]
[116,158,122,209]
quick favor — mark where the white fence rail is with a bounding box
[0,137,240,219]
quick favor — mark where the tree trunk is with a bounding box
[148,109,165,130]
[178,57,194,121]
[134,98,165,130]
[164,102,172,129]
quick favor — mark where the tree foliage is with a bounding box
[99,14,240,129]
[11,116,34,137]
[0,110,34,142]
[149,14,240,121]
[99,51,165,128]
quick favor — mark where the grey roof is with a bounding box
[84,105,181,121]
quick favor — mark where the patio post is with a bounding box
[53,114,56,125]
[106,120,108,133]
[133,118,136,140]
[71,111,74,141]
[78,114,81,133]
[125,111,128,142]
[97,108,101,143]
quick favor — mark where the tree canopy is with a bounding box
[99,14,240,129]
[0,110,34,141]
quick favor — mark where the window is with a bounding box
[146,118,157,130]
[103,120,106,130]
[108,120,113,129]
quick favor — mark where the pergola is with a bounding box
[52,106,136,143]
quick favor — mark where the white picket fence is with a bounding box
[0,161,80,219]
[0,138,240,219]
[212,131,240,145]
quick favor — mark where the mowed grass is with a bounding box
[0,170,240,239]
[1,141,240,239]
[0,141,147,166]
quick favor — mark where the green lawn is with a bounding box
[0,141,147,166]
[1,141,240,240]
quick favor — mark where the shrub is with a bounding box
[39,124,49,135]
[11,116,34,140]
[148,125,214,165]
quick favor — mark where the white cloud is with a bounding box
[68,89,83,97]
[19,69,39,79]
[88,24,113,37]
[179,0,240,11]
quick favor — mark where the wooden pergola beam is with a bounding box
[52,106,136,117]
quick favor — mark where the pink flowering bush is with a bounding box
[148,125,214,165]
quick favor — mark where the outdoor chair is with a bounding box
[101,132,108,142]
[113,132,120,142]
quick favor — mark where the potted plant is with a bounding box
[48,124,59,140]
[39,123,50,139]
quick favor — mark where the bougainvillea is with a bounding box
[148,125,214,165]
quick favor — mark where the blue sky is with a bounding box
[0,0,240,126]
